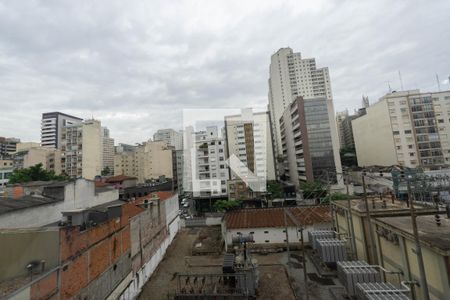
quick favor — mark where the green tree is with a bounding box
[266,180,283,199]
[8,163,67,184]
[101,167,111,176]
[213,200,242,212]
[330,192,353,201]
[300,181,327,201]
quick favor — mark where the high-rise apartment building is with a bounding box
[114,140,173,183]
[280,97,342,186]
[336,110,357,149]
[0,137,20,159]
[41,112,82,148]
[353,90,450,169]
[224,108,276,182]
[268,48,332,163]
[102,127,115,174]
[61,119,103,179]
[183,126,229,198]
[153,128,183,150]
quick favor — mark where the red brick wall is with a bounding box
[30,271,58,300]
[60,253,89,299]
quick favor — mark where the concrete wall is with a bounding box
[82,120,103,180]
[375,224,450,300]
[0,180,118,229]
[0,229,59,281]
[353,100,398,167]
[225,223,331,249]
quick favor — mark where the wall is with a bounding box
[375,224,450,300]
[353,100,398,167]
[0,228,59,281]
[225,223,331,249]
[81,120,103,180]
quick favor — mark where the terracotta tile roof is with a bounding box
[105,175,137,183]
[94,181,111,187]
[224,206,331,229]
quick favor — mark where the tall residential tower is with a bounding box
[268,48,332,167]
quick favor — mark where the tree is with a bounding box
[213,200,242,212]
[266,180,283,199]
[8,163,67,184]
[330,192,353,201]
[101,167,111,176]
[300,181,327,202]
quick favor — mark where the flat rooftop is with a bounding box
[376,215,450,253]
[333,198,434,215]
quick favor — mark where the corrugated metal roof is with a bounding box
[224,206,331,229]
[0,196,62,215]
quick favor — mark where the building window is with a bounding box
[404,130,412,134]
[265,240,270,243]
[393,131,400,135]
[264,231,269,234]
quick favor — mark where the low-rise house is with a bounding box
[373,215,450,300]
[222,206,332,251]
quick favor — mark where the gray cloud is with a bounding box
[0,0,449,144]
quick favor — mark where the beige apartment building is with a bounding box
[225,108,276,182]
[114,140,173,183]
[353,90,450,169]
[61,119,103,180]
[14,143,62,174]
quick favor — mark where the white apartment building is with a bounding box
[268,48,332,163]
[41,112,82,149]
[61,119,103,180]
[102,127,115,174]
[114,140,173,183]
[353,90,450,169]
[224,108,276,182]
[0,160,13,189]
[153,128,183,150]
[183,126,229,198]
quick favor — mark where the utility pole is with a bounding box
[362,172,376,263]
[345,171,357,259]
[406,176,430,300]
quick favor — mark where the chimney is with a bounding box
[13,186,24,199]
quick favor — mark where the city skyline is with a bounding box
[1,1,449,144]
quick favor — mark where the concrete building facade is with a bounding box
[268,48,332,165]
[153,128,183,150]
[0,160,13,189]
[114,140,173,184]
[353,90,450,169]
[280,97,342,186]
[14,146,62,175]
[0,137,20,159]
[61,119,103,180]
[41,112,82,149]
[102,127,115,175]
[225,109,276,183]
[336,110,357,149]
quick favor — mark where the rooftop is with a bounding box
[0,195,62,216]
[332,198,435,215]
[376,215,450,254]
[224,206,331,229]
[105,175,137,183]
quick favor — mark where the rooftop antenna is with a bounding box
[398,71,404,91]
[386,81,392,93]
[436,74,441,92]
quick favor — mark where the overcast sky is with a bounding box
[1,0,449,144]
